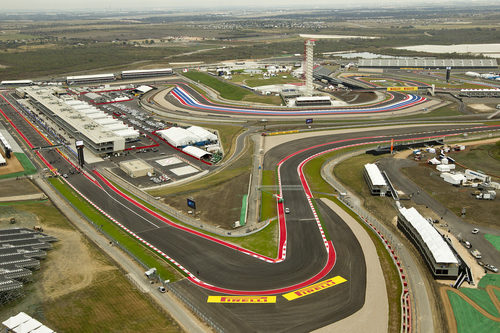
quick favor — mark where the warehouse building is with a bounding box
[121,68,173,79]
[66,73,115,85]
[398,207,459,279]
[358,58,498,69]
[17,86,138,155]
[363,163,390,196]
[119,159,154,178]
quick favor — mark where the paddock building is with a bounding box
[398,207,459,279]
[16,86,139,155]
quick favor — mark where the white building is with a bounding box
[363,163,389,196]
[17,86,137,154]
[398,207,459,278]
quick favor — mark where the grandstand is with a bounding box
[121,68,173,79]
[66,73,115,85]
[0,80,34,87]
[358,58,498,69]
[0,228,57,305]
[295,96,331,107]
[458,89,500,98]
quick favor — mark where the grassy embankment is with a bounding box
[303,147,402,333]
[182,70,282,105]
[48,177,181,281]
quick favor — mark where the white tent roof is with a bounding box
[157,127,199,147]
[399,207,458,264]
[13,318,42,333]
[182,146,212,159]
[186,126,217,142]
[2,312,31,329]
[31,326,54,333]
[364,163,387,186]
[87,112,108,119]
[136,85,153,94]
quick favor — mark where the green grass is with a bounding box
[485,234,500,253]
[243,75,301,88]
[460,288,500,317]
[260,170,277,221]
[448,144,500,177]
[182,70,281,105]
[44,269,181,333]
[48,177,181,281]
[447,291,500,333]
[0,153,37,179]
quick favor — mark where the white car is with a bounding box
[285,208,290,214]
[472,228,480,234]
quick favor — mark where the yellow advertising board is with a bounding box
[387,86,418,92]
[207,296,276,303]
[282,276,347,301]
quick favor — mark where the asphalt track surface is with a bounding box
[166,82,427,116]
[2,92,500,331]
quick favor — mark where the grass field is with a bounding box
[447,274,500,333]
[182,71,282,105]
[484,234,500,252]
[260,170,277,221]
[447,142,500,177]
[48,177,181,281]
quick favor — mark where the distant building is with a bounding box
[358,58,498,69]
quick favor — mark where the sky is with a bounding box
[1,0,481,11]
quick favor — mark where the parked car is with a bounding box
[471,249,482,259]
[463,241,471,249]
[472,228,480,234]
[285,207,290,214]
[484,264,498,273]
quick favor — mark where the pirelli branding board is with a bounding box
[387,86,419,92]
[207,296,277,303]
[283,276,347,301]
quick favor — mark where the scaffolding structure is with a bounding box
[304,39,315,97]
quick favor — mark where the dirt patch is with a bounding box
[0,153,25,176]
[41,228,116,300]
[394,150,413,159]
[467,104,495,113]
[163,172,250,228]
[0,178,41,196]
